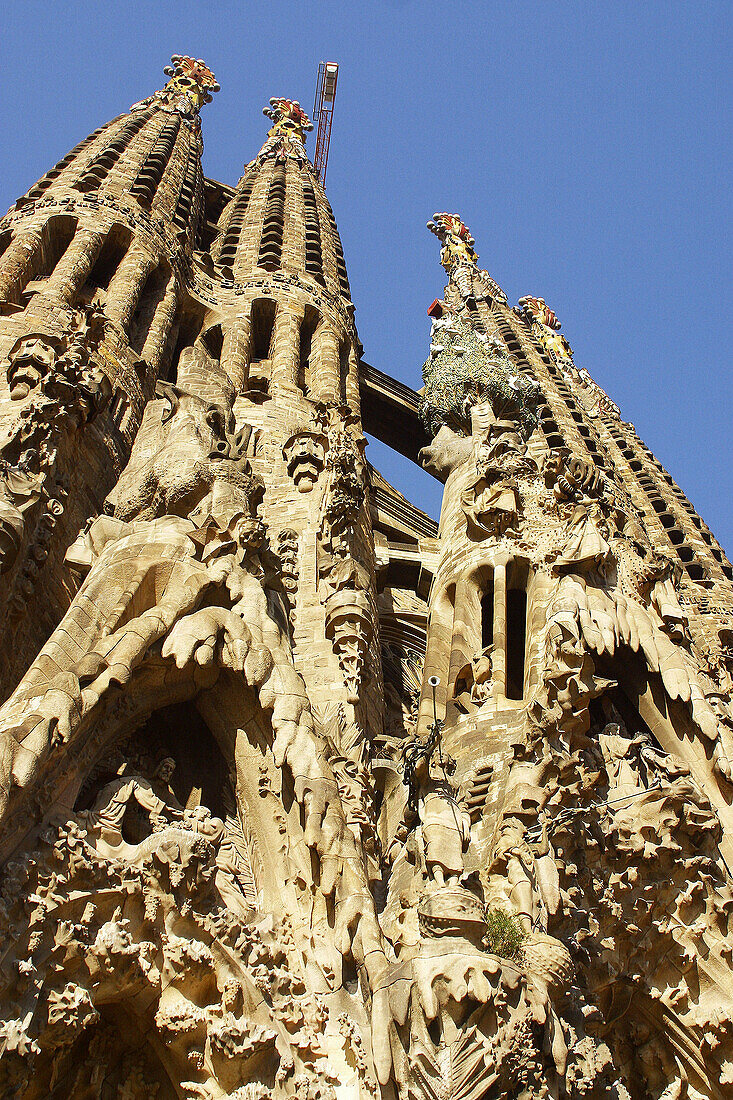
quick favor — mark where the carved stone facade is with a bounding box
[0,60,730,1100]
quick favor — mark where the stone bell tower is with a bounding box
[0,56,733,1100]
[0,55,218,691]
[373,211,733,1098]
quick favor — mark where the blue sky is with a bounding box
[2,1,731,552]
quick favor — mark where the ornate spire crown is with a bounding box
[263,98,314,143]
[159,54,220,113]
[428,213,479,271]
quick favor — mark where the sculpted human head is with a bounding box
[283,430,326,492]
[155,757,176,784]
[5,333,62,400]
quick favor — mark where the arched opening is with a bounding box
[34,214,78,281]
[75,701,233,824]
[83,223,133,299]
[167,300,207,384]
[248,297,276,393]
[200,323,224,362]
[298,306,320,395]
[23,1004,180,1099]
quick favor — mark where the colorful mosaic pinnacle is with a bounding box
[263,96,314,142]
[517,295,562,331]
[161,54,220,110]
[427,211,480,269]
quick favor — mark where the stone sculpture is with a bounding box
[0,59,731,1100]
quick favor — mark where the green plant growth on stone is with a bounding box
[420,318,540,440]
[484,908,527,961]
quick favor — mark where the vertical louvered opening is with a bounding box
[257,164,286,271]
[130,115,181,208]
[173,146,203,238]
[75,109,155,192]
[322,199,350,298]
[298,306,321,395]
[20,120,121,204]
[301,171,325,286]
[338,338,350,403]
[217,175,255,271]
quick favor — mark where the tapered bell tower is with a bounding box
[0,56,218,691]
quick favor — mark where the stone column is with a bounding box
[221,312,252,392]
[0,227,44,304]
[447,576,478,699]
[313,322,340,403]
[270,304,300,390]
[141,276,178,373]
[492,559,507,700]
[345,343,361,415]
[44,227,105,304]
[104,241,156,330]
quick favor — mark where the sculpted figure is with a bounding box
[453,644,494,712]
[87,758,184,855]
[417,769,471,888]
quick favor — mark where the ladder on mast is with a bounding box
[313,62,338,186]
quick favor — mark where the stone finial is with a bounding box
[427,212,479,271]
[161,54,220,111]
[263,97,314,142]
